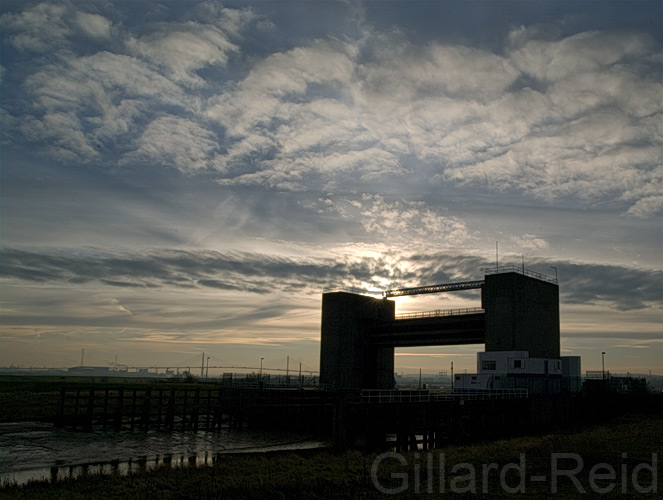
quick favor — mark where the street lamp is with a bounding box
[602,352,606,380]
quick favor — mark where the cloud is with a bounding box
[511,234,550,250]
[123,116,225,173]
[443,30,662,210]
[1,248,659,312]
[556,262,662,311]
[2,2,252,167]
[1,3,661,216]
[1,3,70,52]
[74,12,112,40]
[207,27,660,216]
[125,22,240,88]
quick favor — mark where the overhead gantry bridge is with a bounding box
[372,281,487,348]
[320,268,560,389]
[382,280,484,297]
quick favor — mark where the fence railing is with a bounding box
[395,307,484,321]
[360,390,431,403]
[219,373,318,389]
[322,287,382,296]
[360,388,529,403]
[435,389,529,400]
[485,266,558,284]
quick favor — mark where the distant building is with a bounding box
[67,366,110,376]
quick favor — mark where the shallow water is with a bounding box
[0,422,329,485]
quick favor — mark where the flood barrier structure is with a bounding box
[320,269,560,390]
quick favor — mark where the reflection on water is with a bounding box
[0,422,329,485]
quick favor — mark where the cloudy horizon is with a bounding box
[1,1,661,375]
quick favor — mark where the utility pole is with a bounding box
[602,352,606,381]
[81,349,85,367]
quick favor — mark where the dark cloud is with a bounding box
[1,248,660,311]
[556,262,662,311]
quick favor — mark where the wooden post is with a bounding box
[73,388,81,429]
[85,388,95,431]
[141,389,151,431]
[102,388,109,429]
[115,388,124,430]
[156,389,163,430]
[205,390,212,430]
[56,386,66,428]
[192,390,200,432]
[166,389,175,430]
[129,389,137,431]
[182,390,189,429]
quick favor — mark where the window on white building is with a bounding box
[513,359,522,369]
[481,360,496,370]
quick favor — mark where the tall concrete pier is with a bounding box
[482,271,560,359]
[319,292,395,389]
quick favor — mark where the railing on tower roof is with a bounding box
[323,266,557,297]
[484,265,558,284]
[322,286,384,296]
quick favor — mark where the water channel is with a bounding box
[0,422,330,485]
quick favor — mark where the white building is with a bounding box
[454,351,581,394]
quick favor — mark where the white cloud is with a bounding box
[309,194,472,247]
[511,234,550,251]
[203,27,660,217]
[625,195,663,219]
[0,2,70,52]
[123,116,224,173]
[126,23,239,87]
[18,112,99,163]
[509,30,653,83]
[2,2,660,217]
[74,12,112,40]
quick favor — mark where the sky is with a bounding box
[1,0,661,377]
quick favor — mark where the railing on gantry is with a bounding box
[395,307,485,320]
[383,280,485,298]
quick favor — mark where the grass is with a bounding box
[1,416,660,499]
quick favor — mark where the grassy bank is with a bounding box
[2,416,660,499]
